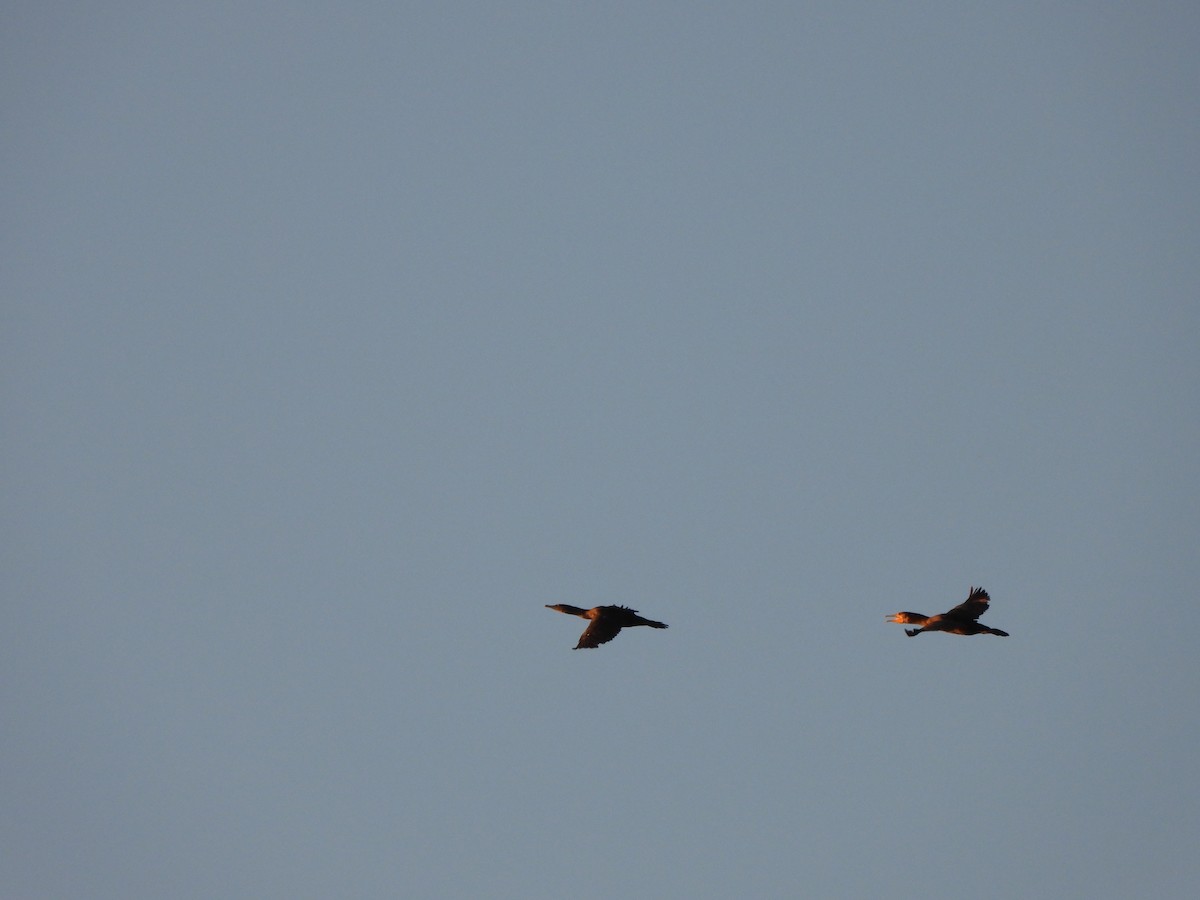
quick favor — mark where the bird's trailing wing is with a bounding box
[945,586,991,621]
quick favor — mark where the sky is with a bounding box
[3,2,1198,898]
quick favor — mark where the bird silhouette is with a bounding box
[545,604,668,649]
[886,587,1009,637]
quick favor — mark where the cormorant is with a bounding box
[886,587,1009,637]
[545,604,668,649]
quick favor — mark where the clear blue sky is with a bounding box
[4,3,1198,898]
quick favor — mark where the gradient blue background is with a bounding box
[4,3,1198,897]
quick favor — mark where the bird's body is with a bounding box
[886,587,1009,637]
[545,604,668,649]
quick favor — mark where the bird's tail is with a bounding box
[986,627,1010,637]
[635,617,668,629]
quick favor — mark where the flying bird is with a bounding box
[545,604,668,649]
[886,586,1009,637]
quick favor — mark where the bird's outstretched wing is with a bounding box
[945,586,991,621]
[575,619,622,649]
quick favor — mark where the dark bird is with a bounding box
[545,604,668,649]
[886,586,1009,637]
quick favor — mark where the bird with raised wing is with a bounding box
[886,586,1009,637]
[545,604,668,649]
